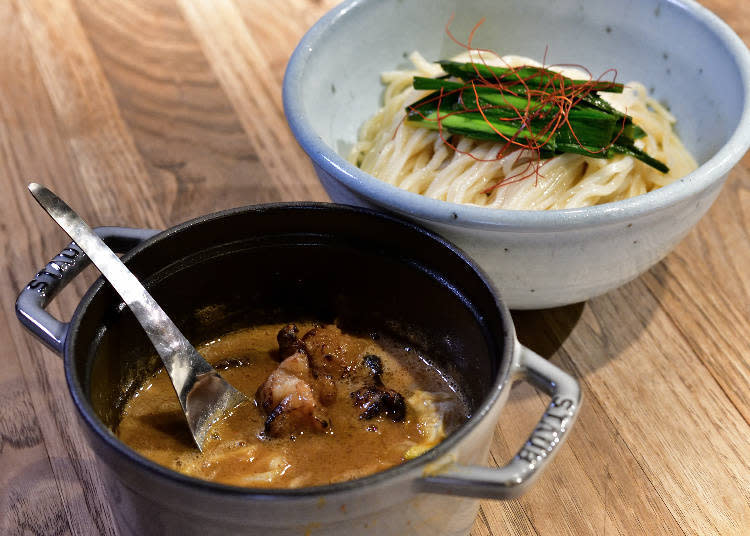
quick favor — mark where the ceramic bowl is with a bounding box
[284,0,750,309]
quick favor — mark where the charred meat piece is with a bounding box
[259,325,409,436]
[256,349,331,437]
[257,351,309,413]
[314,373,338,406]
[262,378,330,437]
[351,385,406,422]
[361,354,384,384]
[350,354,406,421]
[301,326,366,379]
[276,324,307,360]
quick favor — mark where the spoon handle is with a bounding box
[28,183,246,450]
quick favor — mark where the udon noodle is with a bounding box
[349,52,697,210]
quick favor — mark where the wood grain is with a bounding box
[1,2,117,534]
[176,0,330,202]
[74,0,294,224]
[0,1,748,535]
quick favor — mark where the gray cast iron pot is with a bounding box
[16,203,581,536]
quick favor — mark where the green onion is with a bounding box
[405,61,668,173]
[437,60,625,93]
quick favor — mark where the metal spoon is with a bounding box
[28,182,247,451]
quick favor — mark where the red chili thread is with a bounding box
[405,17,625,193]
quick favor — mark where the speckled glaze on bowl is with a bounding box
[284,0,750,308]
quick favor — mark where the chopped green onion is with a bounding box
[405,61,668,173]
[438,60,625,93]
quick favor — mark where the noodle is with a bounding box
[349,52,698,210]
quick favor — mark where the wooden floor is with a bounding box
[0,1,748,534]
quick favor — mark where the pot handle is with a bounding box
[15,226,160,355]
[417,344,581,499]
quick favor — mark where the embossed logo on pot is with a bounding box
[26,245,82,294]
[517,396,576,464]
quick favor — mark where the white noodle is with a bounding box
[349,52,697,210]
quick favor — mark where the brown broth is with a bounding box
[116,323,467,488]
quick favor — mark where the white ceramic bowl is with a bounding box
[284,0,750,309]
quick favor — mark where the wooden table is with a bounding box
[1,1,748,534]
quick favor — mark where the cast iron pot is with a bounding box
[16,203,581,536]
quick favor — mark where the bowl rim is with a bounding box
[64,202,518,500]
[283,0,750,232]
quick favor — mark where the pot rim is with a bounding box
[64,202,517,499]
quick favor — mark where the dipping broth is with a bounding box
[116,323,468,488]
